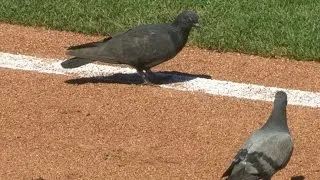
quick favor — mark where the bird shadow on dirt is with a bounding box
[291,176,305,180]
[64,71,211,85]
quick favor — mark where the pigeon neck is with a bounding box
[170,23,192,50]
[180,26,192,34]
[262,104,289,132]
[172,22,192,35]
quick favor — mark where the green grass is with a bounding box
[0,0,320,61]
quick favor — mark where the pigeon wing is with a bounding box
[222,132,293,179]
[221,148,248,178]
[248,132,293,172]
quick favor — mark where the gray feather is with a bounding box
[61,11,200,84]
[222,91,293,179]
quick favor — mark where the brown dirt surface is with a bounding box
[0,22,320,179]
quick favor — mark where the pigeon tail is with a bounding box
[67,36,112,50]
[61,57,94,69]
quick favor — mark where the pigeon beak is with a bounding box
[193,23,201,28]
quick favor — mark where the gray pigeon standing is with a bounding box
[61,10,200,84]
[221,91,293,180]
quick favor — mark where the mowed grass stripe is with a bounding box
[0,0,319,61]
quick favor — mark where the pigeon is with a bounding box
[221,91,293,180]
[61,10,200,84]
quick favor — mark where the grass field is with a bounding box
[0,0,320,61]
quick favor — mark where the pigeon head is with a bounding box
[173,11,200,29]
[274,91,288,108]
[262,91,289,131]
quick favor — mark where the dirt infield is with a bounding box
[0,23,320,179]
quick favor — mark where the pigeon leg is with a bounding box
[136,69,153,85]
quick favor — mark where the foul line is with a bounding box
[0,52,319,108]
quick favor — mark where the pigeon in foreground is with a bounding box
[61,11,200,84]
[221,91,293,180]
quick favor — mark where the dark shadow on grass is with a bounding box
[65,71,211,85]
[291,176,305,180]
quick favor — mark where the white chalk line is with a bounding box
[0,52,319,108]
